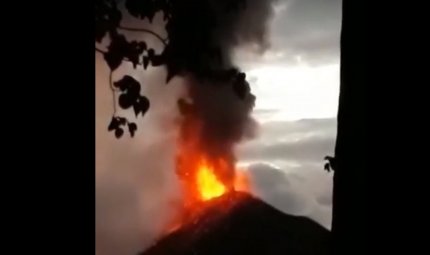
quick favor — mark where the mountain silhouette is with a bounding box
[140,191,330,255]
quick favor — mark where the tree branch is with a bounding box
[109,71,117,114]
[96,47,107,54]
[118,26,168,46]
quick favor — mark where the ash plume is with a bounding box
[173,0,278,186]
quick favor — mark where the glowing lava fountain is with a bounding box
[176,147,250,206]
[162,117,251,235]
[196,159,227,201]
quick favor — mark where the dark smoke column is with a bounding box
[167,0,276,188]
[178,71,256,190]
[165,0,272,187]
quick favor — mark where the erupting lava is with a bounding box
[196,159,227,201]
[162,122,251,235]
[163,91,254,235]
[176,150,249,205]
[174,114,250,207]
[163,148,250,235]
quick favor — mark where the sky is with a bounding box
[233,0,342,229]
[96,0,342,254]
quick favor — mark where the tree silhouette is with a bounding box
[96,0,247,138]
[330,0,366,254]
[96,0,171,138]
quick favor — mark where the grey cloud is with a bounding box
[316,192,332,207]
[237,118,336,229]
[248,163,312,215]
[271,0,341,63]
[258,118,337,139]
[247,162,332,228]
[236,0,342,67]
[238,118,336,163]
[242,135,334,162]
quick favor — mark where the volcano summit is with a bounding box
[140,191,330,255]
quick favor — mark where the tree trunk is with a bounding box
[331,0,366,254]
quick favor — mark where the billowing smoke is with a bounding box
[174,0,278,188]
[96,0,278,254]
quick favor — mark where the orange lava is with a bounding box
[162,151,251,236]
[176,150,250,204]
[196,159,227,201]
[161,117,251,236]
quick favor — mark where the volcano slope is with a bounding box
[139,191,330,255]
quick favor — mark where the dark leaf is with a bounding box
[125,0,157,21]
[115,127,124,138]
[138,95,150,116]
[119,94,134,109]
[130,56,139,69]
[95,0,122,42]
[126,40,146,69]
[128,122,137,137]
[133,102,141,116]
[108,117,118,131]
[128,80,141,97]
[324,156,336,171]
[143,57,150,69]
[147,49,155,58]
[104,33,129,71]
[145,49,157,67]
[114,75,140,92]
[324,156,334,161]
[104,50,123,71]
[324,163,331,172]
[138,42,147,52]
[118,117,127,126]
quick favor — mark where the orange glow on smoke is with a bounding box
[234,168,250,193]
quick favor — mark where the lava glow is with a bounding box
[196,160,227,201]
[175,117,252,204]
[176,150,250,205]
[163,116,251,235]
[162,147,251,237]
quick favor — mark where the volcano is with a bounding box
[140,191,330,255]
